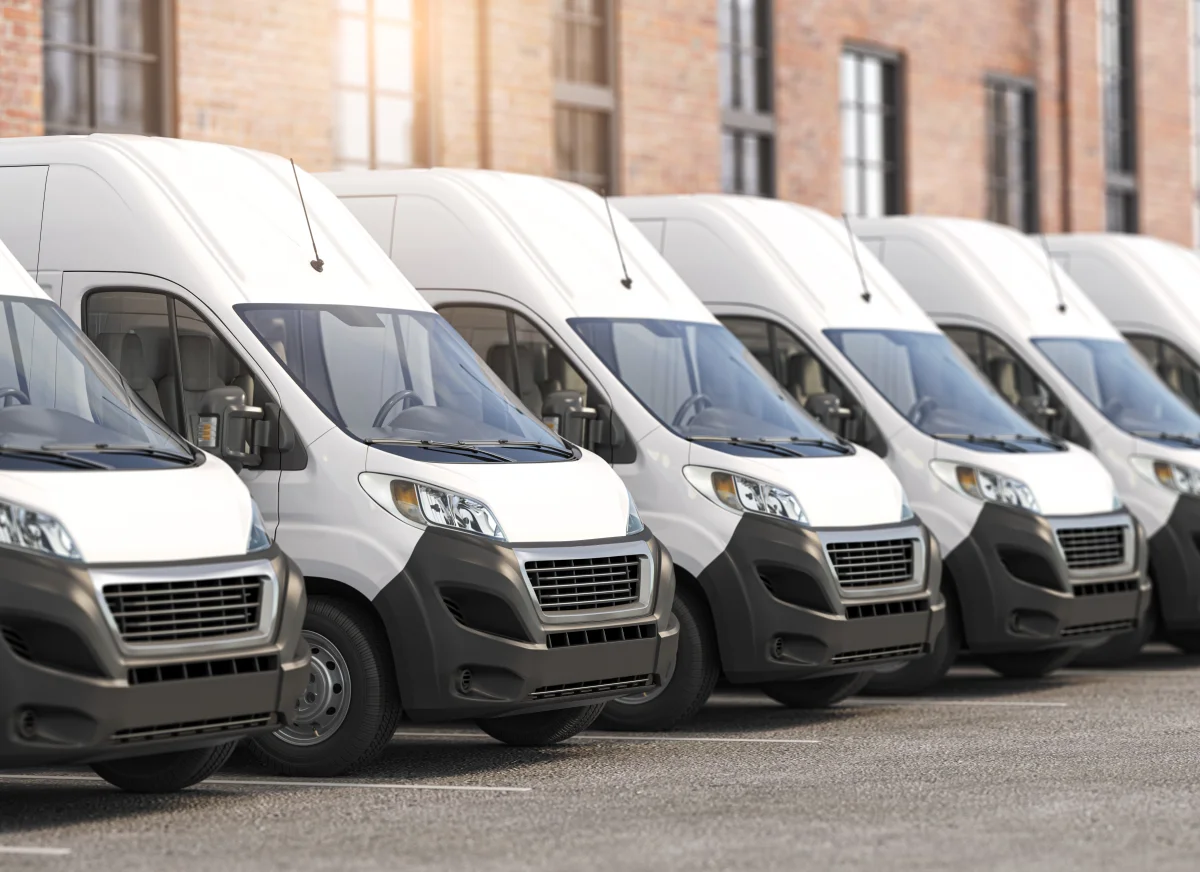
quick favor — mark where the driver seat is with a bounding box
[785,353,824,404]
[96,332,164,418]
[987,357,1020,405]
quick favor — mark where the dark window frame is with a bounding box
[719,0,775,196]
[553,0,618,192]
[840,43,905,217]
[1124,331,1200,410]
[985,74,1040,232]
[1100,0,1138,232]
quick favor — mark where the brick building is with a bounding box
[0,0,1196,243]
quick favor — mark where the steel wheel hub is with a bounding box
[274,631,351,746]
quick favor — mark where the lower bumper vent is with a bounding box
[111,712,275,744]
[1,626,31,661]
[530,675,652,699]
[546,622,657,649]
[846,599,930,620]
[831,643,925,664]
[1072,579,1139,598]
[1061,619,1136,638]
[128,655,279,686]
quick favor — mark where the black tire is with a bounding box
[477,703,604,746]
[761,671,870,708]
[866,587,962,695]
[594,583,719,732]
[1165,628,1200,654]
[978,646,1082,679]
[247,595,401,778]
[1074,607,1156,666]
[91,741,237,793]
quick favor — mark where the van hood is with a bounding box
[364,446,632,543]
[0,455,254,564]
[687,441,906,528]
[933,440,1117,516]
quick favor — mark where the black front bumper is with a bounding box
[1148,495,1200,632]
[372,527,678,722]
[0,543,309,769]
[945,503,1150,654]
[695,514,944,685]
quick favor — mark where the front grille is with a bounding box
[103,576,264,645]
[826,539,916,589]
[110,712,274,744]
[524,555,640,612]
[1062,619,1136,638]
[128,655,279,686]
[530,674,652,699]
[845,598,930,620]
[1055,525,1127,571]
[1073,578,1139,598]
[546,622,657,649]
[831,643,925,664]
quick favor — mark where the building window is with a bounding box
[334,0,424,170]
[42,0,171,135]
[986,78,1039,231]
[719,0,774,196]
[840,47,903,217]
[1100,0,1137,232]
[554,0,616,192]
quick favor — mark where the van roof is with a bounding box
[852,216,1120,341]
[321,168,715,324]
[0,135,427,311]
[615,194,938,333]
[0,239,47,301]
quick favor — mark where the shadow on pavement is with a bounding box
[1068,643,1200,673]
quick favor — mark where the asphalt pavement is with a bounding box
[2,646,1198,871]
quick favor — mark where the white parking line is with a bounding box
[846,698,1069,708]
[0,846,72,856]
[0,773,529,793]
[395,730,821,744]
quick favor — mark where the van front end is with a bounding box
[0,542,309,771]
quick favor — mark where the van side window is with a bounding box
[1125,333,1200,411]
[717,316,886,456]
[943,325,1089,447]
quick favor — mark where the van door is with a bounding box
[66,273,285,534]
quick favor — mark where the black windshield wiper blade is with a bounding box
[489,440,575,458]
[930,433,1027,453]
[995,434,1065,449]
[367,439,512,462]
[44,443,193,462]
[687,436,804,457]
[0,445,112,470]
[765,437,852,454]
[1131,431,1200,448]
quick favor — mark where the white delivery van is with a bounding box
[0,237,308,792]
[616,196,1148,689]
[323,169,942,729]
[0,136,676,777]
[852,216,1179,661]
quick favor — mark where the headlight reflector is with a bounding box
[247,500,272,552]
[684,466,808,524]
[0,499,82,561]
[931,461,1040,512]
[626,487,644,535]
[360,474,506,540]
[1132,457,1200,495]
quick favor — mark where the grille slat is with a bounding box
[530,674,652,699]
[104,576,265,645]
[827,539,916,590]
[831,643,924,664]
[845,598,930,620]
[1055,526,1127,570]
[110,712,274,744]
[1062,619,1136,637]
[1073,578,1139,598]
[546,622,657,649]
[525,555,640,613]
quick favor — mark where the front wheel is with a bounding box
[91,741,237,793]
[594,584,718,732]
[477,703,604,746]
[978,646,1082,679]
[761,672,870,708]
[247,595,401,778]
[866,588,961,695]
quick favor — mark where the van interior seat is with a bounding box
[159,333,226,436]
[96,332,164,417]
[486,343,547,413]
[786,353,825,404]
[987,357,1020,405]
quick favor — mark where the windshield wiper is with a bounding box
[0,444,113,470]
[994,434,1065,449]
[763,436,852,454]
[490,440,575,458]
[44,443,193,463]
[1131,431,1200,448]
[367,439,512,463]
[688,436,806,458]
[930,433,1027,453]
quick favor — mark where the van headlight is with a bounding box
[626,487,644,535]
[247,500,272,552]
[931,461,1040,512]
[1132,457,1200,495]
[359,474,507,540]
[0,499,82,561]
[683,466,808,524]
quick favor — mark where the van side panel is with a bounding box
[0,166,49,273]
[339,195,397,255]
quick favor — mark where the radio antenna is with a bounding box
[602,189,633,289]
[291,158,324,273]
[842,213,871,303]
[1038,232,1067,313]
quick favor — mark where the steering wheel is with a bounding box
[671,393,714,428]
[0,387,31,408]
[907,396,939,428]
[372,390,424,429]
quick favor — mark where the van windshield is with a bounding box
[826,328,1060,451]
[238,305,572,463]
[571,318,848,456]
[1034,336,1200,444]
[0,296,192,471]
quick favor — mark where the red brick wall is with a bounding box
[0,0,42,138]
[483,0,554,175]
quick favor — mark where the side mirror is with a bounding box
[198,385,264,473]
[542,390,596,446]
[805,392,850,433]
[258,402,295,454]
